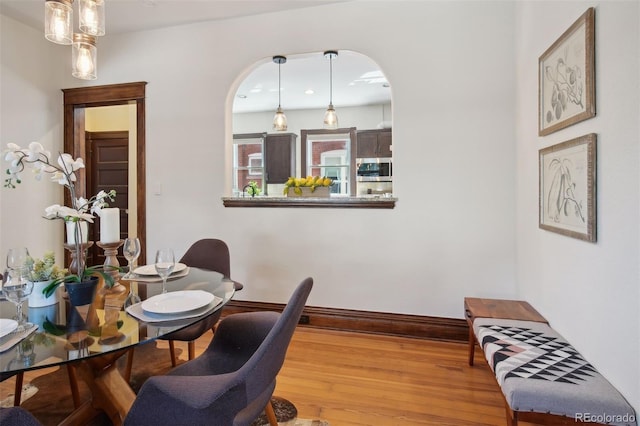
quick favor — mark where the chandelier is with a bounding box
[44,0,105,80]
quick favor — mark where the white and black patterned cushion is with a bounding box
[474,318,637,426]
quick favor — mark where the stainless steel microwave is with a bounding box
[356,157,392,182]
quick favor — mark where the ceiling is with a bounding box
[233,50,390,113]
[0,0,391,112]
[0,1,345,35]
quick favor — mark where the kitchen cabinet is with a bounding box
[356,129,392,158]
[265,133,296,185]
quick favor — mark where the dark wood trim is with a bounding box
[222,197,396,209]
[62,82,146,105]
[222,300,468,342]
[63,82,147,265]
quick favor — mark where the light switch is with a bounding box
[153,183,162,196]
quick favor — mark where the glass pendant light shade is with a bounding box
[272,55,288,131]
[79,0,105,36]
[323,103,338,129]
[45,0,73,45]
[72,33,97,80]
[273,107,288,132]
[323,51,339,129]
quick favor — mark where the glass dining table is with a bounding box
[0,267,235,426]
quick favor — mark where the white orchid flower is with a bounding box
[32,161,55,181]
[51,171,69,186]
[44,204,94,222]
[58,153,84,173]
[4,150,22,167]
[75,197,90,213]
[6,143,21,151]
[26,142,50,162]
[90,190,107,214]
[43,204,64,218]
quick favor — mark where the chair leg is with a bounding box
[168,340,177,367]
[265,400,278,426]
[13,372,23,406]
[187,341,196,360]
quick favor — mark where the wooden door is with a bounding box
[86,131,129,267]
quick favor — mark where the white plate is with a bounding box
[133,262,187,276]
[0,319,18,339]
[126,296,223,323]
[141,290,215,315]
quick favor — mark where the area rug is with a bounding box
[7,342,327,426]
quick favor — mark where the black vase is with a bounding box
[65,276,99,307]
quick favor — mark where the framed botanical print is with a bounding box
[539,8,595,136]
[539,133,596,242]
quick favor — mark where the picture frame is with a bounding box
[539,8,595,136]
[539,133,596,242]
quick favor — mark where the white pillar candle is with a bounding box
[100,208,120,243]
[66,221,88,245]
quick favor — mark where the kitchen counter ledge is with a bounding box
[222,196,396,209]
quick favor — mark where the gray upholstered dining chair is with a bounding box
[161,238,243,366]
[124,277,313,426]
[0,406,43,426]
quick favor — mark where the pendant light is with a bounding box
[79,0,105,37]
[45,0,74,45]
[323,50,339,129]
[72,33,97,80]
[272,55,288,132]
[44,0,105,80]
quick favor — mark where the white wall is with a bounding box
[0,15,67,265]
[515,1,639,411]
[84,0,517,317]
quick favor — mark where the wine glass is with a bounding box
[122,238,141,279]
[6,247,30,272]
[123,238,142,308]
[3,267,34,332]
[155,248,175,294]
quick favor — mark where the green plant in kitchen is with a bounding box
[246,181,261,197]
[283,176,333,195]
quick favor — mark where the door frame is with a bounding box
[63,82,147,265]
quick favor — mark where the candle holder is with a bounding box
[64,242,94,275]
[96,240,124,282]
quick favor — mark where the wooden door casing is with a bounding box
[63,82,147,266]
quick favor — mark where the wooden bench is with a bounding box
[465,297,637,426]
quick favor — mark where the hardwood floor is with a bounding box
[271,327,512,426]
[2,326,547,425]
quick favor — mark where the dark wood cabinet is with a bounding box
[265,133,296,185]
[356,129,392,158]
